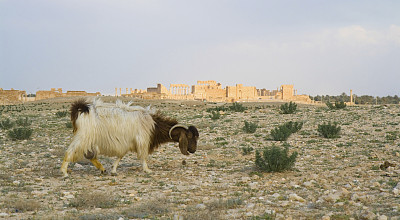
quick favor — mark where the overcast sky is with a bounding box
[1,0,399,96]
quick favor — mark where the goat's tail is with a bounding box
[70,99,90,133]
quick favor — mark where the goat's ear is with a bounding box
[178,131,189,155]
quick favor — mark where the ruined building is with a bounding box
[118,80,312,103]
[0,88,27,104]
[35,88,101,101]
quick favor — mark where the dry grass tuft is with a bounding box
[69,191,119,209]
[123,197,170,218]
[3,198,41,212]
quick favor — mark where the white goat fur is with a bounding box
[61,99,158,176]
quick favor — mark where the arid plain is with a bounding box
[0,97,399,219]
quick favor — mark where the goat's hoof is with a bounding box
[101,170,107,175]
[62,174,69,179]
[143,169,153,174]
[111,172,118,176]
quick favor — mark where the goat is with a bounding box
[60,99,199,177]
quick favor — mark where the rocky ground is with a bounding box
[0,97,399,219]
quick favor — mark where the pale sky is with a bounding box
[1,0,399,96]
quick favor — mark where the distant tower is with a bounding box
[115,88,118,97]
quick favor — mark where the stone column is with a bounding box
[350,90,353,105]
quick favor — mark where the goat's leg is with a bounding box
[111,157,122,176]
[60,157,70,178]
[141,157,152,173]
[90,158,106,174]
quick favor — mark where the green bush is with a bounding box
[270,121,303,141]
[65,121,73,129]
[8,127,33,140]
[15,117,32,127]
[230,102,247,112]
[335,101,347,109]
[209,111,221,120]
[280,102,297,114]
[326,101,347,110]
[318,122,341,138]
[0,118,14,130]
[55,111,68,118]
[206,106,228,113]
[241,146,254,155]
[255,143,298,172]
[243,121,258,133]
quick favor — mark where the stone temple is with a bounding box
[118,80,312,103]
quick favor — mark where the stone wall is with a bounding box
[226,84,257,101]
[0,88,27,104]
[35,88,101,101]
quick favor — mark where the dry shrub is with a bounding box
[69,191,118,209]
[198,143,217,150]
[123,197,170,218]
[3,198,41,212]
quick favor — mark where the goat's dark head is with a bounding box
[170,125,199,155]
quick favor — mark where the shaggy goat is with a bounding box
[60,99,199,177]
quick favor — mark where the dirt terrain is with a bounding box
[0,97,399,219]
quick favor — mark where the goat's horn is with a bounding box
[169,124,189,139]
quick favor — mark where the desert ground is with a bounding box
[0,97,399,219]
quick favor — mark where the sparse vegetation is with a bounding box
[318,122,341,138]
[270,121,303,141]
[255,143,298,172]
[8,127,33,140]
[0,118,14,130]
[280,101,297,114]
[3,198,41,212]
[15,116,32,127]
[69,191,119,209]
[0,98,398,219]
[241,145,254,155]
[326,101,347,110]
[243,121,258,133]
[229,102,247,112]
[55,110,68,118]
[209,111,221,120]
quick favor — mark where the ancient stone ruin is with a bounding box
[1,81,312,104]
[0,88,101,104]
[118,80,312,103]
[0,88,28,104]
[35,88,101,101]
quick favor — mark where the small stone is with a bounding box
[0,213,9,217]
[303,181,313,187]
[265,209,275,215]
[289,193,306,203]
[196,203,206,209]
[272,193,280,198]
[174,214,184,220]
[280,201,289,207]
[322,216,330,220]
[246,203,255,209]
[249,182,258,189]
[65,194,75,199]
[378,215,388,220]
[74,163,83,169]
[393,188,399,195]
[325,192,342,203]
[242,177,251,182]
